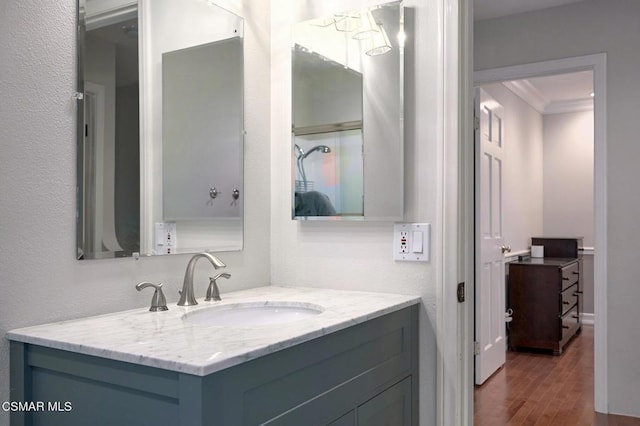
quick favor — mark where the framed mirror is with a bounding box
[76,0,244,259]
[291,1,404,221]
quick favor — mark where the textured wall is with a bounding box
[0,1,271,421]
[476,0,640,416]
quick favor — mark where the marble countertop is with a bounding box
[7,286,420,376]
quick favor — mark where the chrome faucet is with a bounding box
[206,272,231,301]
[177,252,226,306]
[136,281,168,312]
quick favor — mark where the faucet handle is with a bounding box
[205,273,231,302]
[136,282,169,312]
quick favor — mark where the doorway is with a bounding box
[471,53,608,412]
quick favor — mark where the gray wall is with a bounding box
[543,111,594,247]
[476,0,640,416]
[0,2,271,424]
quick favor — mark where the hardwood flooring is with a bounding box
[474,326,640,425]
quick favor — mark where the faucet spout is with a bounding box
[177,252,226,306]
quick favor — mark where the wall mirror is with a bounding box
[291,1,404,221]
[77,0,244,259]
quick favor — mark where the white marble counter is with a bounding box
[8,286,420,376]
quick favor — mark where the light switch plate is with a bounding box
[393,223,430,262]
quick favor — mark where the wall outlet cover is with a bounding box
[393,223,430,262]
[154,222,177,255]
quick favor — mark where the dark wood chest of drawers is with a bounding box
[507,257,582,355]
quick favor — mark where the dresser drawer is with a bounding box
[561,262,579,290]
[561,284,578,315]
[561,306,580,341]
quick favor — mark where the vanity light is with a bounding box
[365,24,392,56]
[352,11,379,40]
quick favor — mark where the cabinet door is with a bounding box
[328,410,356,426]
[357,378,412,426]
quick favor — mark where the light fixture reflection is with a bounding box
[310,17,336,27]
[352,11,379,40]
[334,11,360,32]
[365,24,392,56]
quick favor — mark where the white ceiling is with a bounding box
[474,0,585,21]
[502,71,594,115]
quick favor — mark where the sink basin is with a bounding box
[183,302,324,327]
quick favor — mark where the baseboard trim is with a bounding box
[582,313,595,325]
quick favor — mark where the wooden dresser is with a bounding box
[507,238,583,355]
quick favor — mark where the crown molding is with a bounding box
[502,79,593,115]
[545,98,593,114]
[502,80,547,113]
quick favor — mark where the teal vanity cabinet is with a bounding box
[10,305,418,426]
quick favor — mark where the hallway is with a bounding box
[474,326,640,425]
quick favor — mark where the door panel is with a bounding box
[475,88,507,385]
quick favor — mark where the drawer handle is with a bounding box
[562,325,570,329]
[572,315,580,319]
[573,291,583,296]
[572,271,580,275]
[562,277,570,281]
[563,301,570,305]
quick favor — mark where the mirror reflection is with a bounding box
[77,0,244,259]
[291,1,404,221]
[162,39,243,223]
[78,0,140,259]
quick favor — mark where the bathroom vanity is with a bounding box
[9,286,420,426]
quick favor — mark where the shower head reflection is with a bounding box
[302,145,331,159]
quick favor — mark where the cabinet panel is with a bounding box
[561,263,579,289]
[561,284,578,315]
[357,377,412,426]
[561,306,580,342]
[328,411,356,426]
[31,367,179,426]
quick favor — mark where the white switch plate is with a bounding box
[154,222,177,255]
[393,223,430,262]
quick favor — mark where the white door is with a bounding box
[475,88,507,385]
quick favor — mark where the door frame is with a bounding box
[465,53,608,414]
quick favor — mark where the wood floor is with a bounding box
[474,326,640,425]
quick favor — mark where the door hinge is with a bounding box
[457,282,465,303]
[474,116,480,131]
[474,341,480,356]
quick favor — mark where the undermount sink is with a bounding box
[183,302,324,327]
